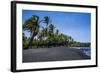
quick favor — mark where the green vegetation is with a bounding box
[23,15,90,49]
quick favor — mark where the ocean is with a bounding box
[81,47,91,57]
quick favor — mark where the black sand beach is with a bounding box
[23,46,90,63]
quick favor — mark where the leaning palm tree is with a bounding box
[23,15,40,49]
[23,15,52,49]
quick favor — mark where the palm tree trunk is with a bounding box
[26,32,36,49]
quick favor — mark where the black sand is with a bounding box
[23,46,90,63]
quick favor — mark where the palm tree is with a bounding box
[23,15,52,49]
[23,15,41,49]
[44,16,50,25]
[63,35,70,46]
[67,36,74,46]
[68,36,74,42]
[41,27,47,40]
[43,16,51,37]
[48,24,55,36]
[56,29,59,35]
[23,15,40,48]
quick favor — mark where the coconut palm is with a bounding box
[48,24,55,36]
[23,15,40,49]
[43,16,51,37]
[44,16,51,25]
[23,15,46,48]
[56,29,59,35]
[40,27,47,40]
[23,15,52,49]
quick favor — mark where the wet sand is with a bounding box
[23,46,90,63]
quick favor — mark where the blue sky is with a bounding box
[22,10,91,42]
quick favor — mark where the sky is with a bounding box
[22,10,91,42]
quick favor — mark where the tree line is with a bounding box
[23,15,90,49]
